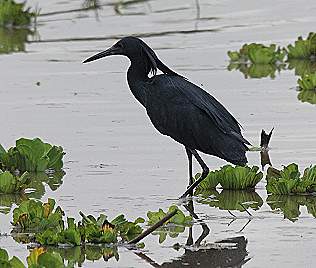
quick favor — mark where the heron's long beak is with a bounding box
[83,46,121,63]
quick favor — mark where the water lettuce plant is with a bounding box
[197,189,263,212]
[11,198,145,246]
[286,32,316,60]
[194,171,219,190]
[12,198,64,231]
[297,73,316,91]
[218,165,263,190]
[0,28,33,54]
[228,43,286,64]
[147,206,192,243]
[0,170,29,194]
[79,211,144,243]
[0,247,24,267]
[0,0,37,28]
[197,165,263,191]
[297,90,316,105]
[266,163,316,194]
[227,34,316,79]
[147,205,192,226]
[0,138,65,172]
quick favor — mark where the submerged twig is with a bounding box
[238,203,252,217]
[128,209,178,244]
[228,210,237,218]
[238,219,252,233]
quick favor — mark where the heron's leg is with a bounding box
[185,147,194,186]
[180,149,209,198]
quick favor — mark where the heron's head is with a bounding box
[83,37,160,74]
[83,36,180,77]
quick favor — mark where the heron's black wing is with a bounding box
[165,76,250,145]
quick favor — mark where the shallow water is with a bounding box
[1,0,316,267]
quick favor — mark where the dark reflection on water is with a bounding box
[267,194,316,222]
[0,28,35,54]
[287,59,316,76]
[227,62,285,79]
[161,236,249,268]
[136,236,249,268]
[48,245,119,265]
[228,59,316,79]
[196,189,263,212]
[136,200,250,268]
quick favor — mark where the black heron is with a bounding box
[83,37,250,198]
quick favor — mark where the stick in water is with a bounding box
[128,209,178,245]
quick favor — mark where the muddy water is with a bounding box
[1,0,316,267]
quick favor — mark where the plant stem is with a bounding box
[128,209,178,244]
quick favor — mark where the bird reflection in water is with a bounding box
[135,200,251,268]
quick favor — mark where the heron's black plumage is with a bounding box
[83,36,250,197]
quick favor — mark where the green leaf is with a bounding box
[0,248,9,261]
[61,228,81,246]
[0,138,64,172]
[0,171,16,194]
[266,163,316,194]
[227,51,240,61]
[197,165,262,191]
[0,144,6,159]
[38,252,65,268]
[9,256,25,268]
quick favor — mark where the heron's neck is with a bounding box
[127,59,150,107]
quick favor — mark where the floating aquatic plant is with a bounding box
[0,28,34,54]
[266,163,316,194]
[12,198,64,232]
[219,165,263,190]
[297,73,316,91]
[147,206,192,243]
[0,170,29,194]
[227,34,316,79]
[147,205,192,226]
[0,0,37,28]
[0,247,25,267]
[297,90,316,105]
[11,198,145,246]
[79,211,144,244]
[194,171,219,190]
[286,32,316,60]
[197,165,263,191]
[0,138,65,173]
